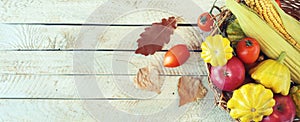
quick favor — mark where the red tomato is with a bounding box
[197,12,214,32]
[164,44,190,68]
[236,37,260,64]
[210,57,245,91]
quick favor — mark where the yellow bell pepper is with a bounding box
[201,35,233,66]
[227,83,275,122]
[249,51,291,95]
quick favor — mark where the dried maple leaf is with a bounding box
[178,76,208,107]
[133,65,164,94]
[135,17,177,56]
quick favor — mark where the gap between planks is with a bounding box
[0,75,219,121]
[0,51,207,75]
[4,23,198,27]
[0,75,215,121]
[0,24,204,50]
[0,49,202,52]
[0,0,229,121]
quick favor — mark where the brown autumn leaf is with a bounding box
[135,16,177,56]
[178,76,208,107]
[133,65,164,94]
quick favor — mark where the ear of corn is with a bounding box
[271,0,300,44]
[225,0,300,84]
[244,0,300,51]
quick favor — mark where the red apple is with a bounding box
[210,57,245,91]
[262,95,296,122]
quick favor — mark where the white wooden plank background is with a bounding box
[0,0,233,121]
[0,0,224,23]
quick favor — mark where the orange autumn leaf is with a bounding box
[135,17,177,56]
[178,76,208,106]
[133,65,164,94]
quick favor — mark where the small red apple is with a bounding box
[210,57,245,91]
[262,95,296,122]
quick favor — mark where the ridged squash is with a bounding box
[227,83,275,122]
[249,52,291,95]
[201,35,233,66]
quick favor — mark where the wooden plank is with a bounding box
[0,51,207,75]
[1,75,228,121]
[0,75,206,99]
[0,75,76,98]
[0,99,96,121]
[0,75,209,98]
[0,74,232,121]
[0,75,226,121]
[0,0,231,120]
[0,0,224,23]
[0,25,203,50]
[0,99,232,121]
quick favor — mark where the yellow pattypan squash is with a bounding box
[227,83,275,122]
[249,51,291,95]
[201,35,233,66]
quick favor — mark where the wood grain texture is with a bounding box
[0,99,232,121]
[0,0,234,121]
[0,51,206,75]
[0,24,80,49]
[0,0,108,23]
[0,75,233,121]
[0,75,204,98]
[0,24,203,50]
[0,0,224,23]
[0,99,96,121]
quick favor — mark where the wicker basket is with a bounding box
[281,0,300,21]
[206,0,300,121]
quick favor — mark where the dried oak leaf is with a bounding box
[135,17,177,56]
[178,76,208,107]
[134,65,164,94]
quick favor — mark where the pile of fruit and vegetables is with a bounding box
[199,0,300,121]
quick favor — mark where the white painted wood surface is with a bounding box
[0,51,206,75]
[0,0,224,23]
[0,0,233,121]
[0,25,202,49]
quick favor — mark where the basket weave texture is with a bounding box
[281,0,300,21]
